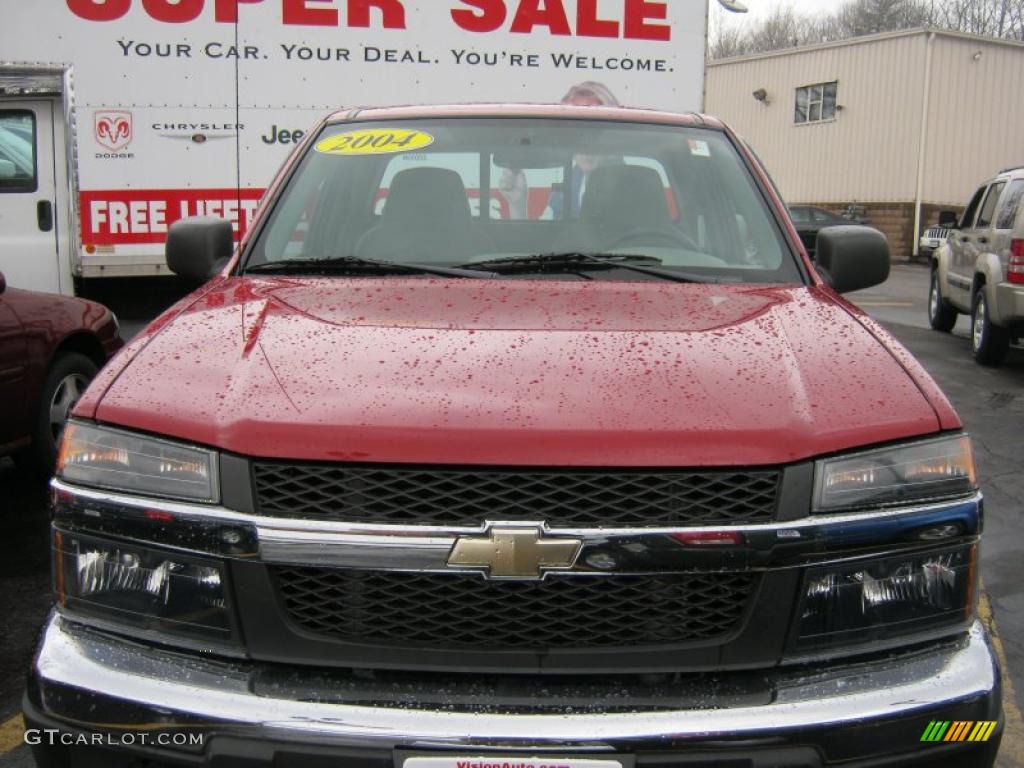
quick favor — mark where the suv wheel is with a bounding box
[928,269,957,332]
[14,351,98,475]
[971,289,1010,366]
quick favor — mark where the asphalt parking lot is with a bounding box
[0,263,1021,766]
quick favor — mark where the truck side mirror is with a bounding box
[815,225,890,294]
[938,210,959,229]
[166,217,234,282]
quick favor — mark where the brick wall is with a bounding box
[809,202,962,262]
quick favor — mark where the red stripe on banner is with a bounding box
[80,188,265,245]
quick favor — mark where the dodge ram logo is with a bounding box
[447,525,582,580]
[95,111,133,152]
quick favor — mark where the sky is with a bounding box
[712,0,844,26]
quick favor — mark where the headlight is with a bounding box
[57,422,219,503]
[54,531,236,646]
[794,544,976,652]
[814,435,976,513]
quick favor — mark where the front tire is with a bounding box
[14,352,98,475]
[971,289,1010,366]
[928,268,957,332]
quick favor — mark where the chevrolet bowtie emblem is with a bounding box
[447,526,582,579]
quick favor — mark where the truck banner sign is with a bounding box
[80,188,265,244]
[2,0,707,270]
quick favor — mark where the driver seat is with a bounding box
[547,165,677,255]
[581,165,677,248]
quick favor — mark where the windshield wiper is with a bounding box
[458,253,718,284]
[244,256,498,279]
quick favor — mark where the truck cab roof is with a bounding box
[324,103,727,130]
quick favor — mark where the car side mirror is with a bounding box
[938,210,959,229]
[815,225,890,294]
[166,216,234,282]
[0,270,6,295]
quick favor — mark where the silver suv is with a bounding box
[929,166,1024,365]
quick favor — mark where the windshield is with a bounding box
[244,117,802,284]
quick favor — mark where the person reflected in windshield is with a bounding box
[546,81,620,219]
[497,81,619,220]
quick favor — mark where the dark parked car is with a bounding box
[0,271,121,472]
[787,205,850,259]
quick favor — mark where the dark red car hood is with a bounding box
[90,277,948,466]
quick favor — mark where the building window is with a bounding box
[795,82,837,124]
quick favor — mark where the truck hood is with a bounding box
[94,277,943,466]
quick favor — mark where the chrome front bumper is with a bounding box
[26,614,1003,766]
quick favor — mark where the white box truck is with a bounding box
[1,0,719,295]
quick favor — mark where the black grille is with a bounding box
[274,568,757,649]
[253,464,779,527]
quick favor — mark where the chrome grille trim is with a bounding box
[51,480,982,572]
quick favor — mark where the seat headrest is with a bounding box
[383,167,472,227]
[579,165,673,235]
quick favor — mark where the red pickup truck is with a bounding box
[28,105,1002,768]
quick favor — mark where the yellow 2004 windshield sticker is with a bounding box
[315,128,434,156]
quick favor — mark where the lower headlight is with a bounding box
[54,531,236,647]
[794,544,976,652]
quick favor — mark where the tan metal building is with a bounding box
[705,28,1024,259]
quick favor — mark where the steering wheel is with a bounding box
[603,226,700,252]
